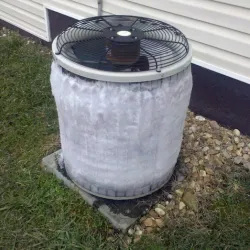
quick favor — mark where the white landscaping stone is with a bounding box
[155,208,166,217]
[205,167,214,175]
[135,225,141,232]
[234,156,242,165]
[179,201,186,210]
[195,116,206,121]
[236,150,242,157]
[227,145,234,151]
[210,120,220,129]
[243,154,249,161]
[223,150,231,159]
[238,142,245,148]
[234,137,240,144]
[203,147,209,152]
[128,228,134,236]
[243,162,250,171]
[200,170,207,177]
[199,159,204,165]
[156,204,166,210]
[175,189,184,197]
[233,129,241,136]
[135,230,143,236]
[215,139,222,145]
[190,125,197,133]
[204,133,212,139]
[167,194,173,200]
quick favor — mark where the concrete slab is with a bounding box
[42,150,175,232]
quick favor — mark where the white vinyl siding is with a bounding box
[0,0,250,83]
[44,0,97,18]
[4,0,44,17]
[213,0,250,9]
[0,0,45,39]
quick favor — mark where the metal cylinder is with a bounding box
[50,62,192,199]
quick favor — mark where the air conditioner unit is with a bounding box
[51,15,192,199]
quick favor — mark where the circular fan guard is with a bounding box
[56,15,189,72]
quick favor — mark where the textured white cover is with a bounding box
[50,62,193,199]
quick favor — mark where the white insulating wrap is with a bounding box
[50,62,193,199]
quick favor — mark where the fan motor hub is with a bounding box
[103,26,143,43]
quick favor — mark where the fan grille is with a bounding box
[56,15,189,72]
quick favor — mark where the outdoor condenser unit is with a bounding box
[51,15,193,200]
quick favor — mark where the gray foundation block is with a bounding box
[42,150,174,232]
[42,150,138,232]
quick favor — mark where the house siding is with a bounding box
[0,0,250,83]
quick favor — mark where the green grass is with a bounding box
[0,32,110,250]
[0,31,250,250]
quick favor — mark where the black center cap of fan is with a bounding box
[103,26,143,43]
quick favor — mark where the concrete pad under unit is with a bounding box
[42,150,174,232]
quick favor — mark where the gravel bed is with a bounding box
[121,110,250,244]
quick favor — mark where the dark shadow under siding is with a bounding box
[191,65,250,135]
[48,9,78,40]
